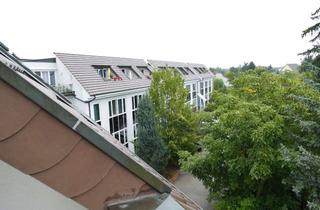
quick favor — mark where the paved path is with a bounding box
[174,172,213,210]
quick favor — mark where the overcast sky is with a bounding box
[1,0,319,68]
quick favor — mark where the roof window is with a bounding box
[93,65,121,80]
[137,66,152,79]
[119,66,140,80]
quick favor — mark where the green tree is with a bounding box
[135,95,168,174]
[300,7,320,81]
[180,69,320,209]
[149,68,199,163]
[301,7,320,56]
[241,61,256,71]
[213,78,226,92]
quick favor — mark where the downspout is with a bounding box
[71,95,96,118]
[87,96,96,118]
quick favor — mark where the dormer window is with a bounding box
[193,67,202,74]
[98,69,107,79]
[137,66,152,79]
[177,67,188,75]
[119,66,140,80]
[93,65,119,80]
[184,67,195,75]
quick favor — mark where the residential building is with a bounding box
[21,53,214,152]
[147,60,214,109]
[279,63,300,72]
[0,44,202,210]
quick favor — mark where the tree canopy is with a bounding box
[149,68,199,163]
[180,69,320,209]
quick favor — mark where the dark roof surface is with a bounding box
[55,52,151,96]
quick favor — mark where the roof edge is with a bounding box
[0,61,171,194]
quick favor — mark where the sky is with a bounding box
[1,0,319,68]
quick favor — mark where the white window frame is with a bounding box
[93,104,101,125]
[132,94,142,140]
[108,98,128,147]
[34,70,56,86]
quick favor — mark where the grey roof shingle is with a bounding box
[55,53,151,96]
[287,63,299,71]
[148,59,213,81]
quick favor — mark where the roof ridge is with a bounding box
[54,52,145,61]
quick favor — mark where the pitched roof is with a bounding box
[0,46,202,210]
[54,52,151,96]
[286,63,299,71]
[147,59,213,81]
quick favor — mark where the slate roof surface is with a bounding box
[287,63,299,71]
[147,59,213,81]
[54,52,151,96]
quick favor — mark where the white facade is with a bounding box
[22,56,214,153]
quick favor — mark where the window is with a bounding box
[108,98,128,147]
[185,67,195,75]
[205,81,208,100]
[192,84,197,105]
[93,104,101,125]
[177,67,188,75]
[98,69,107,78]
[93,65,118,80]
[34,70,56,86]
[137,66,152,78]
[201,67,208,73]
[200,82,204,95]
[209,80,212,93]
[193,67,202,74]
[132,95,142,139]
[186,85,191,103]
[120,66,140,80]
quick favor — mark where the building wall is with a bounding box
[89,89,147,152]
[23,57,215,152]
[55,58,91,101]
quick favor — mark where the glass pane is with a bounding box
[49,71,56,86]
[119,114,124,129]
[109,101,112,117]
[112,100,117,115]
[132,96,134,109]
[42,71,49,83]
[109,118,114,133]
[134,96,137,109]
[118,99,123,113]
[114,132,119,140]
[120,131,124,144]
[93,104,100,121]
[123,99,126,112]
[114,116,119,132]
[133,110,136,124]
[124,114,127,127]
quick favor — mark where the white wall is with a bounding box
[23,61,57,71]
[55,58,91,101]
[89,89,147,152]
